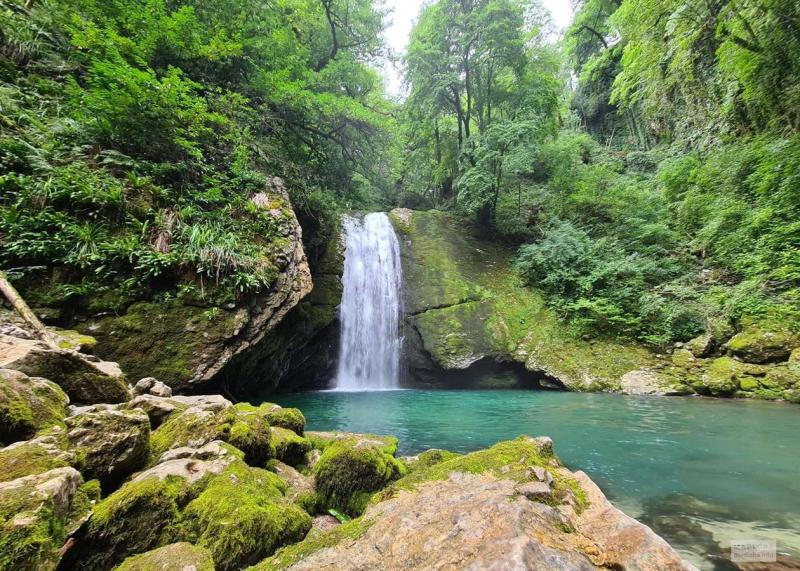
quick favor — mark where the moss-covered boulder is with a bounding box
[0,467,95,571]
[149,407,236,462]
[181,462,312,571]
[113,542,215,571]
[402,449,460,474]
[150,403,275,467]
[0,428,74,482]
[66,408,150,489]
[270,427,311,466]
[702,357,767,396]
[311,432,405,516]
[263,405,306,435]
[1,335,129,404]
[64,474,196,570]
[228,404,273,466]
[124,394,232,429]
[0,368,68,445]
[726,325,797,364]
[389,209,657,391]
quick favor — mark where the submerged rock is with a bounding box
[114,542,215,571]
[0,334,129,404]
[0,368,68,445]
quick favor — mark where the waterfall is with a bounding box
[334,212,403,390]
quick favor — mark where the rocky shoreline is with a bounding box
[0,329,700,571]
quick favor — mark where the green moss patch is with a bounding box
[270,427,311,467]
[264,406,306,436]
[375,437,587,512]
[312,436,405,517]
[181,463,311,571]
[0,369,68,445]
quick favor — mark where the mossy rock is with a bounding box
[701,357,767,396]
[270,427,312,467]
[390,209,657,391]
[374,436,587,511]
[113,542,215,571]
[63,474,197,570]
[403,449,461,474]
[77,300,247,390]
[0,467,92,571]
[726,325,797,364]
[53,328,98,352]
[149,408,236,463]
[1,340,129,404]
[0,428,73,482]
[312,435,405,517]
[229,404,273,467]
[66,408,151,489]
[263,405,306,435]
[0,368,68,445]
[249,517,374,571]
[180,462,311,571]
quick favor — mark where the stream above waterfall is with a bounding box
[272,389,800,570]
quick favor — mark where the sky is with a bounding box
[381,0,574,96]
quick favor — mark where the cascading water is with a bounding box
[334,212,403,390]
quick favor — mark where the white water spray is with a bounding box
[334,212,403,390]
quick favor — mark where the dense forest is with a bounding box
[2,0,799,348]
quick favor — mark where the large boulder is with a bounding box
[0,467,96,571]
[701,357,767,396]
[726,325,797,364]
[0,368,68,445]
[66,408,150,488]
[0,335,129,404]
[124,394,232,428]
[270,427,311,466]
[149,402,271,466]
[0,427,74,482]
[253,437,691,571]
[389,209,657,391]
[310,431,405,516]
[76,177,313,393]
[114,542,215,571]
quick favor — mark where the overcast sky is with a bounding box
[381,0,573,96]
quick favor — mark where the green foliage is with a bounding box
[0,0,396,311]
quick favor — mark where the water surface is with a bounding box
[272,390,800,570]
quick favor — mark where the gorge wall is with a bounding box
[390,209,800,400]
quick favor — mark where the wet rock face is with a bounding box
[75,177,313,393]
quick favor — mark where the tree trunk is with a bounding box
[0,272,59,349]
